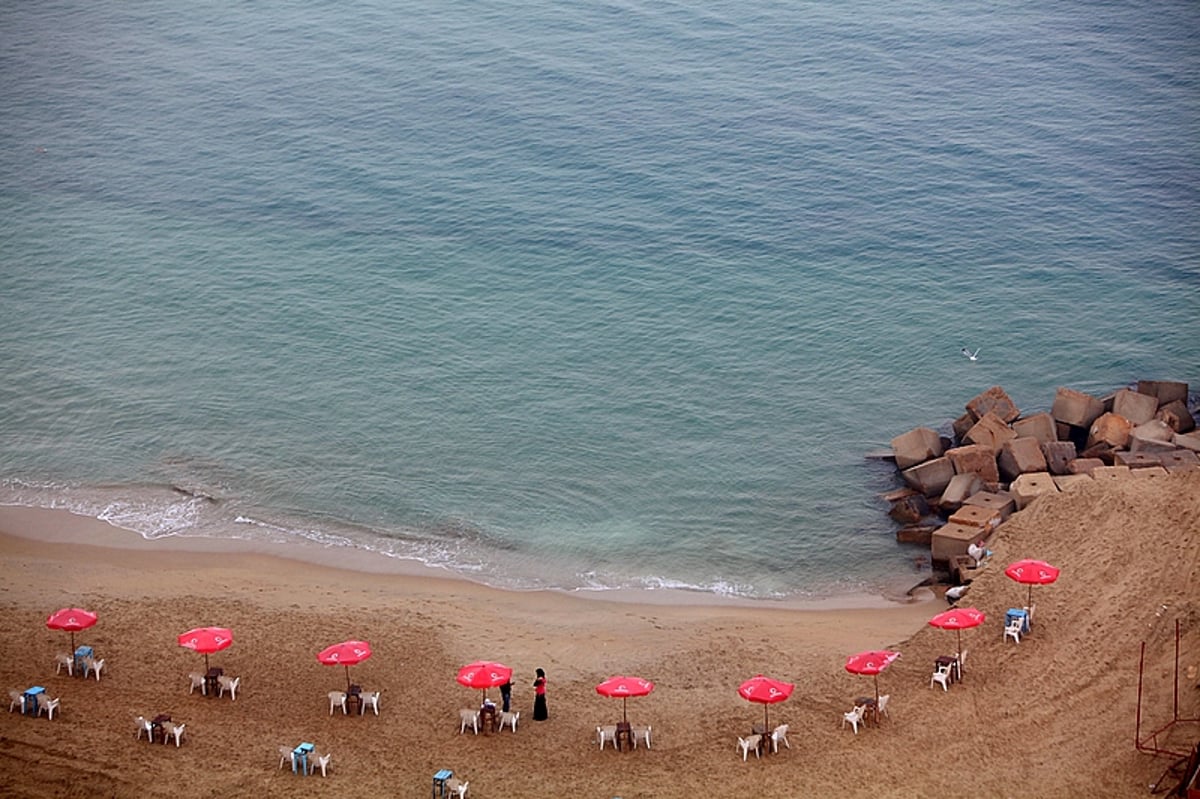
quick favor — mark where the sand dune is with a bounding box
[1,471,1198,798]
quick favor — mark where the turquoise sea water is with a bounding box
[2,0,1197,600]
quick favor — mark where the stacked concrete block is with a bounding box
[1052,386,1105,428]
[965,386,1021,424]
[998,437,1048,481]
[1175,432,1200,453]
[1068,457,1105,475]
[963,412,1017,450]
[1009,472,1059,509]
[962,490,1017,521]
[887,491,931,524]
[1160,450,1200,472]
[1112,388,1158,425]
[1040,440,1077,475]
[901,456,954,497]
[1087,412,1132,450]
[1115,451,1162,469]
[1091,465,1132,481]
[952,413,974,443]
[1012,412,1057,444]
[1130,420,1178,453]
[945,444,1000,484]
[890,427,944,470]
[1137,380,1188,405]
[939,473,983,512]
[1052,473,1094,492]
[948,505,1003,534]
[931,521,984,564]
[1157,400,1195,434]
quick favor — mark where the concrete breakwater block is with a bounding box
[1130,465,1169,479]
[1091,465,1132,481]
[1137,379,1188,405]
[963,412,1017,450]
[1157,400,1196,434]
[998,437,1048,481]
[1052,386,1105,428]
[1013,412,1057,444]
[890,427,944,470]
[888,491,931,524]
[962,489,1016,520]
[1068,457,1105,475]
[1113,388,1158,425]
[896,524,937,544]
[1010,472,1059,509]
[1174,432,1200,453]
[1160,450,1200,472]
[1040,440,1077,475]
[939,473,983,513]
[931,522,985,565]
[965,386,1020,424]
[948,505,1003,532]
[1052,473,1093,492]
[901,457,954,496]
[1115,451,1162,469]
[946,444,1000,484]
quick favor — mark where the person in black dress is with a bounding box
[533,668,548,721]
[500,678,512,713]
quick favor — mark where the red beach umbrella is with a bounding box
[595,675,655,723]
[317,640,373,692]
[928,607,986,655]
[1005,559,1061,609]
[178,626,233,672]
[46,607,98,653]
[844,650,901,707]
[456,660,513,703]
[738,674,794,731]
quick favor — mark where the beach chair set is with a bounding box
[9,687,60,720]
[1004,608,1032,644]
[279,742,333,777]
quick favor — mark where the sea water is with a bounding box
[1,0,1197,601]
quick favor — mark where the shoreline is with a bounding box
[0,503,933,612]
[1,473,1195,797]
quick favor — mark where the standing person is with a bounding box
[500,678,512,713]
[532,668,548,721]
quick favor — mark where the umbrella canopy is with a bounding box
[595,675,655,723]
[46,607,98,653]
[1005,558,1060,609]
[178,626,233,672]
[844,650,901,706]
[456,661,513,703]
[317,640,373,692]
[928,606,986,655]
[738,674,794,731]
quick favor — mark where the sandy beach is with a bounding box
[2,472,1198,799]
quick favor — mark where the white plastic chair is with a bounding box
[930,663,952,691]
[459,708,479,734]
[954,649,968,680]
[162,721,185,746]
[842,705,866,733]
[876,694,891,720]
[84,657,105,681]
[445,777,469,798]
[631,724,651,749]
[39,697,61,720]
[359,690,380,715]
[135,715,153,741]
[770,723,790,752]
[217,675,240,700]
[737,734,762,760]
[312,751,332,777]
[188,673,206,695]
[55,653,74,677]
[278,745,296,770]
[1004,617,1023,644]
[9,690,25,713]
[596,724,617,749]
[329,691,348,716]
[1024,604,1037,627]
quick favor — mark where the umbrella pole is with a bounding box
[70,631,76,652]
[345,665,352,693]
[623,697,628,724]
[204,653,210,672]
[874,674,880,708]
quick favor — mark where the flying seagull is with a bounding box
[961,347,980,361]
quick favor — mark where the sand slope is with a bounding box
[1,472,1198,798]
